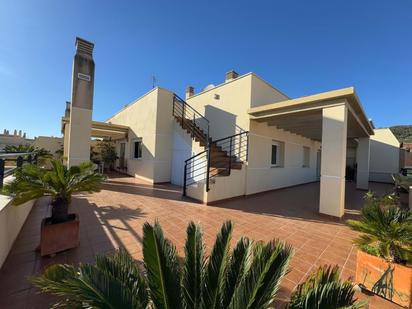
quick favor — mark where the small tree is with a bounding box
[98,140,118,171]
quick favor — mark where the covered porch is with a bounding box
[248,87,375,218]
[61,116,129,166]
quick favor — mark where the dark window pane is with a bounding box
[134,141,142,158]
[271,145,277,165]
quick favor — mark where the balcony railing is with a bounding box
[0,152,36,188]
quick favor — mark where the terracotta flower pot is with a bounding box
[40,213,80,257]
[356,250,412,308]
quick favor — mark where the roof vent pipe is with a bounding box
[225,70,239,82]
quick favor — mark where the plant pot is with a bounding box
[40,213,80,257]
[399,191,409,209]
[356,250,412,308]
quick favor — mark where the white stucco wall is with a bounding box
[246,121,321,195]
[107,87,175,183]
[0,195,35,268]
[369,128,400,183]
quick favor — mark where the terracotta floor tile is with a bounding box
[0,176,400,308]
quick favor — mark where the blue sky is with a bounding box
[0,0,411,138]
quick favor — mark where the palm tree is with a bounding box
[288,265,365,309]
[4,159,105,223]
[4,144,53,165]
[32,220,363,308]
[347,192,412,264]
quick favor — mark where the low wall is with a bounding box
[0,196,35,268]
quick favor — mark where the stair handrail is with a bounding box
[173,94,210,145]
[182,131,249,197]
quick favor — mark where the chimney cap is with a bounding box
[75,37,94,55]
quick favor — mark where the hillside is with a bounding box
[390,125,412,143]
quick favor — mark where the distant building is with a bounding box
[0,129,33,151]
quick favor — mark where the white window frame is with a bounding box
[131,138,142,160]
[271,141,281,167]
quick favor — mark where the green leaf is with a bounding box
[143,221,182,309]
[221,237,252,308]
[229,240,293,309]
[288,265,366,309]
[201,220,233,309]
[183,222,205,309]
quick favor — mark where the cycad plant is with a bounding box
[4,159,105,223]
[288,265,365,309]
[32,220,363,308]
[347,192,412,264]
[4,144,53,165]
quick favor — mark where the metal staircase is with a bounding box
[172,95,249,196]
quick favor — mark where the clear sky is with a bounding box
[0,0,411,138]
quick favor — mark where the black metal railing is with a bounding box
[0,152,36,188]
[183,131,249,196]
[173,94,210,146]
[211,131,249,177]
[183,150,208,196]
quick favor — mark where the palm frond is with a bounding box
[229,239,293,309]
[183,222,205,309]
[95,249,149,308]
[288,265,365,309]
[201,220,233,309]
[32,253,149,309]
[143,221,182,309]
[221,237,252,308]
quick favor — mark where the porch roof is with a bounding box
[247,87,374,141]
[61,117,129,140]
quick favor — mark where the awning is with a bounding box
[248,87,374,141]
[62,117,129,140]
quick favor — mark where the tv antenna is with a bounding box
[152,75,157,89]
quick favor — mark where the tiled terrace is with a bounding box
[0,174,401,308]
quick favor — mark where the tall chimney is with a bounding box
[66,37,95,167]
[18,130,22,137]
[14,129,17,136]
[185,86,194,99]
[225,70,239,82]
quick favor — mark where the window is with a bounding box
[303,146,310,168]
[132,139,142,159]
[271,142,280,166]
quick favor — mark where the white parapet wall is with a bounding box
[0,195,35,268]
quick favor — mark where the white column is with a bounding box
[67,107,92,167]
[319,104,348,218]
[356,137,370,190]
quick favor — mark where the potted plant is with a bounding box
[392,174,412,208]
[347,192,412,308]
[32,220,364,308]
[5,160,105,256]
[98,140,118,171]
